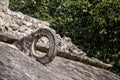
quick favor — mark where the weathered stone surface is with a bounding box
[0,0,9,12]
[0,8,111,69]
[0,0,120,79]
[0,42,120,80]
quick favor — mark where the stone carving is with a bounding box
[0,0,9,12]
[14,27,57,64]
[0,0,112,68]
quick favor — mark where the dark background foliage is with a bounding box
[9,0,120,75]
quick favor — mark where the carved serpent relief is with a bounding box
[14,28,57,64]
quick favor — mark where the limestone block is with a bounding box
[0,0,9,12]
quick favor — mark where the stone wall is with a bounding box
[0,42,120,80]
[0,0,120,80]
[0,0,112,69]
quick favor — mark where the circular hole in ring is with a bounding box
[35,36,50,58]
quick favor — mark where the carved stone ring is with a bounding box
[14,28,57,64]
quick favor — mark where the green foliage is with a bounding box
[9,0,120,75]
